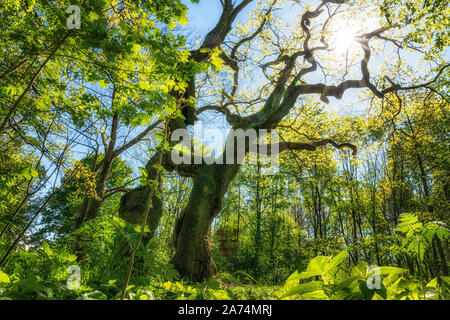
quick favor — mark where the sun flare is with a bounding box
[333,28,357,53]
[327,13,381,56]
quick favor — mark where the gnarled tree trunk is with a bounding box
[171,164,240,281]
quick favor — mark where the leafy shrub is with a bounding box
[278,250,449,300]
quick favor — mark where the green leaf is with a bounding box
[440,276,450,286]
[358,280,375,300]
[88,11,100,22]
[42,241,53,256]
[178,16,188,27]
[335,276,359,291]
[98,79,109,88]
[376,266,407,276]
[134,225,151,233]
[281,281,323,298]
[426,278,437,288]
[351,262,368,278]
[297,271,322,280]
[283,270,300,290]
[0,270,10,284]
[138,81,151,91]
[67,254,77,262]
[306,256,329,274]
[300,289,328,300]
[30,168,38,178]
[206,277,221,290]
[132,43,142,53]
[375,283,387,299]
[372,293,385,300]
[324,250,348,275]
[108,279,117,286]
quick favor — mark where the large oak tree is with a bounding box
[118,0,448,281]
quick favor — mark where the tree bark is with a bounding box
[171,164,240,281]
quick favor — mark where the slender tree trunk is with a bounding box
[74,113,119,259]
[435,237,449,276]
[84,112,120,222]
[84,154,115,221]
[415,152,448,275]
[75,198,89,229]
[253,160,262,277]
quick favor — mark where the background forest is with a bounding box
[0,0,449,300]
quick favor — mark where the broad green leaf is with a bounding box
[283,270,300,290]
[206,277,221,290]
[306,256,329,274]
[324,250,348,275]
[372,293,385,300]
[352,262,368,278]
[0,270,10,284]
[358,280,375,300]
[281,281,323,298]
[376,266,407,276]
[335,276,360,291]
[108,279,117,286]
[426,278,437,288]
[300,289,328,300]
[440,276,450,286]
[297,271,322,280]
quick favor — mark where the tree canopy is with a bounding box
[0,0,448,301]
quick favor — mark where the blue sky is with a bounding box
[175,0,449,160]
[181,1,448,117]
[181,0,369,119]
